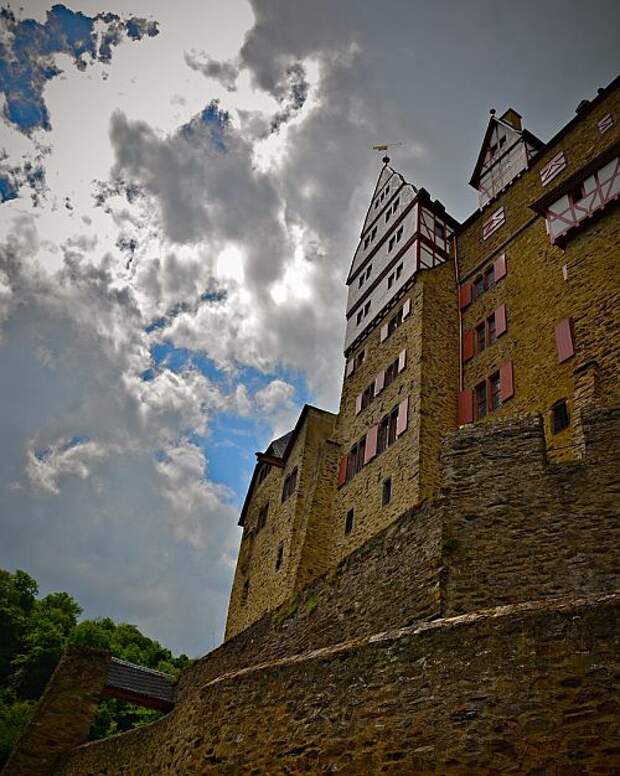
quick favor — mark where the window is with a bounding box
[275,542,284,570]
[384,356,399,388]
[361,382,374,411]
[257,462,270,485]
[371,226,377,241]
[387,272,395,289]
[388,406,399,446]
[388,308,403,337]
[257,503,269,531]
[377,415,389,454]
[355,349,365,370]
[364,235,370,249]
[487,314,496,345]
[489,372,501,411]
[476,323,486,353]
[393,196,400,211]
[347,436,366,483]
[435,222,446,240]
[345,509,354,535]
[281,467,298,503]
[552,400,570,433]
[385,207,392,223]
[396,263,403,280]
[359,274,364,288]
[364,300,370,316]
[241,579,250,606]
[484,267,495,290]
[382,477,392,506]
[356,308,364,325]
[474,276,485,299]
[489,143,497,157]
[475,382,487,419]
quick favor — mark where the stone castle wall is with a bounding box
[55,594,620,775]
[176,402,620,702]
[9,403,620,775]
[225,408,337,639]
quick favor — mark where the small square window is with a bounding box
[345,509,354,535]
[382,477,392,506]
[552,400,570,433]
[475,382,487,419]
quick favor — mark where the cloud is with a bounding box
[0,4,159,136]
[184,51,240,92]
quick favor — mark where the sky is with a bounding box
[0,0,617,657]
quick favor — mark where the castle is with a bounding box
[225,75,620,639]
[5,75,619,775]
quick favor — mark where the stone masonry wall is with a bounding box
[3,646,110,776]
[441,403,620,615]
[55,594,620,775]
[225,408,336,639]
[177,401,619,703]
[457,84,620,461]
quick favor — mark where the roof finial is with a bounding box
[490,108,496,116]
[371,142,402,165]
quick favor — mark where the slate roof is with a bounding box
[266,430,293,458]
[105,657,175,708]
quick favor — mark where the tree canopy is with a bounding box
[0,568,190,767]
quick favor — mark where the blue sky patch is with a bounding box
[0,5,159,136]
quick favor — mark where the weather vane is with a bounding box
[371,141,403,164]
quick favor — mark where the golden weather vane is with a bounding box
[370,142,403,163]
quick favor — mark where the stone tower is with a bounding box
[225,160,461,639]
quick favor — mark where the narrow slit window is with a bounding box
[475,382,487,419]
[275,543,284,570]
[489,372,501,411]
[552,399,570,433]
[345,509,354,535]
[382,477,392,506]
[476,323,486,353]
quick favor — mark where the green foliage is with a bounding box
[0,568,191,766]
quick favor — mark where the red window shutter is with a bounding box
[555,319,575,363]
[500,360,514,401]
[364,425,378,464]
[355,393,363,415]
[375,370,385,395]
[462,329,475,362]
[398,348,407,373]
[380,323,389,342]
[494,253,507,281]
[396,397,409,437]
[345,359,354,378]
[402,298,411,319]
[459,284,473,310]
[495,304,507,337]
[458,389,474,425]
[337,455,348,488]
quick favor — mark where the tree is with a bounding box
[0,568,192,767]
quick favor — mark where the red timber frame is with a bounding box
[544,156,620,244]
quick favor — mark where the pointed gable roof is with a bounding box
[347,161,415,284]
[469,109,544,188]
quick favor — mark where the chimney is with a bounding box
[500,108,522,131]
